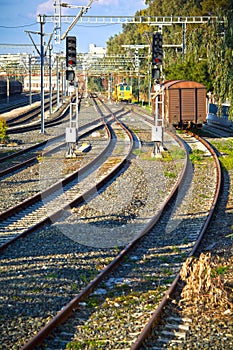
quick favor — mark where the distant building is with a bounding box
[24,75,60,92]
[89,44,106,57]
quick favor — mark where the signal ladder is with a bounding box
[151,82,164,155]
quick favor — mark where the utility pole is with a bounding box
[39,15,45,134]
[28,54,32,105]
[56,54,60,107]
[26,15,53,134]
[182,23,186,62]
[49,45,53,114]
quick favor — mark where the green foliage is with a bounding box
[189,149,205,163]
[0,118,8,143]
[88,77,105,92]
[219,155,233,171]
[211,265,229,277]
[164,170,176,178]
[106,0,233,112]
[212,139,233,170]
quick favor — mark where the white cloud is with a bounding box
[35,0,147,17]
[97,0,119,5]
[37,0,54,15]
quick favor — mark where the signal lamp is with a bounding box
[66,36,76,67]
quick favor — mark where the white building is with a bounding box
[89,44,106,57]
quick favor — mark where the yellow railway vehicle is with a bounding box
[113,83,132,102]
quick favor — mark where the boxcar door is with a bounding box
[168,89,180,125]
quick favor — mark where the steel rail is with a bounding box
[6,98,72,134]
[130,131,222,349]
[6,92,81,134]
[0,102,133,252]
[21,104,187,350]
[5,94,58,126]
[0,115,108,178]
[0,120,110,250]
[20,98,135,350]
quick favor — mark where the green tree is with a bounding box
[106,0,233,110]
[206,11,233,117]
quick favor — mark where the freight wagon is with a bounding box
[152,80,207,128]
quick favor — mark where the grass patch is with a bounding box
[45,273,57,279]
[211,265,229,277]
[86,295,100,308]
[219,156,233,171]
[161,147,186,162]
[212,139,233,170]
[164,171,176,178]
[189,149,205,163]
[0,118,9,143]
[133,149,143,156]
[66,339,107,349]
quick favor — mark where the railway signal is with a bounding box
[152,32,163,66]
[152,67,161,80]
[66,36,76,67]
[66,69,75,82]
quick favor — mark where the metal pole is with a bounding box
[85,74,88,98]
[148,47,151,105]
[56,54,60,107]
[39,15,45,134]
[49,45,53,114]
[29,54,32,105]
[6,75,9,103]
[182,23,186,62]
[69,91,72,128]
[61,61,64,102]
[76,80,78,136]
[108,73,111,101]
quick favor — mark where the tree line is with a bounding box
[106,0,233,116]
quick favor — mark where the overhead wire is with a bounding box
[0,23,37,29]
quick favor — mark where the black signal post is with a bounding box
[66,36,76,67]
[151,32,164,155]
[152,32,163,66]
[66,36,76,82]
[151,32,163,81]
[65,35,78,157]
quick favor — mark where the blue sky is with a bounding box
[0,0,147,54]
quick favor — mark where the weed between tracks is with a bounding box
[189,149,205,163]
[212,139,233,170]
[179,252,233,314]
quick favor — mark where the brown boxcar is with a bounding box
[152,80,207,128]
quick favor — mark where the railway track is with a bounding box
[0,114,112,216]
[0,97,137,349]
[0,114,110,179]
[0,95,122,201]
[130,132,222,350]
[0,93,42,114]
[4,92,83,136]
[4,94,57,127]
[35,135,217,348]
[0,101,134,249]
[0,98,222,349]
[18,127,220,350]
